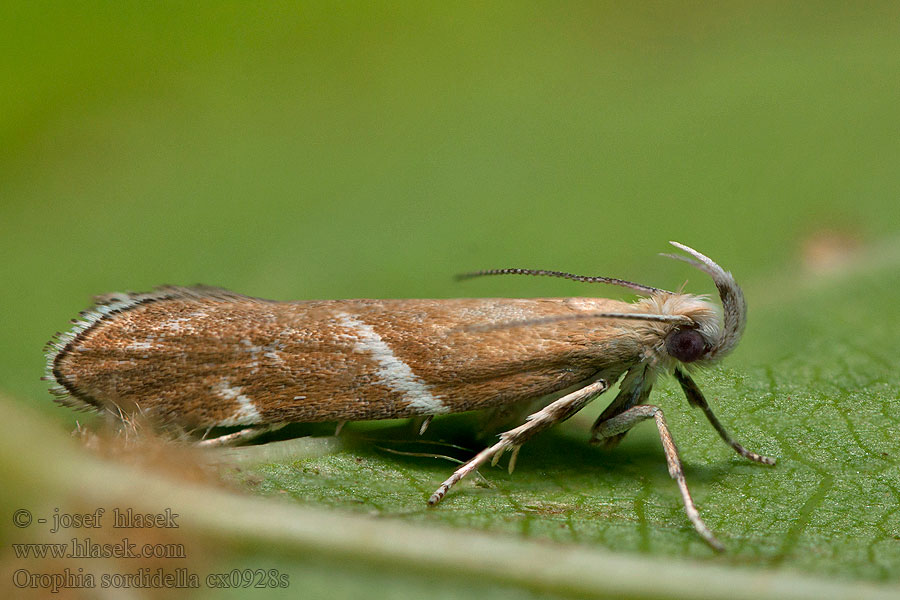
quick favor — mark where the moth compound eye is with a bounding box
[666,328,706,363]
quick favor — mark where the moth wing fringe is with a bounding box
[45,284,273,414]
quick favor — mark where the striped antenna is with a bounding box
[456,268,665,295]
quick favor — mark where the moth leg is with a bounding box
[477,396,552,438]
[592,404,725,552]
[410,415,433,435]
[428,379,609,506]
[196,423,286,448]
[674,369,776,466]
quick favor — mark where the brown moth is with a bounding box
[45,242,775,550]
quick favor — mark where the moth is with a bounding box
[46,242,775,550]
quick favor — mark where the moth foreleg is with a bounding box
[196,423,286,448]
[427,379,609,506]
[592,404,725,552]
[674,369,776,466]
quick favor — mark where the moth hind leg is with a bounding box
[196,423,287,448]
[428,379,609,506]
[477,396,554,439]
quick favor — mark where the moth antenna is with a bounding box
[661,241,747,359]
[456,268,666,295]
[456,312,694,334]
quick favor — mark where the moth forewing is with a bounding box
[45,242,775,551]
[49,296,647,426]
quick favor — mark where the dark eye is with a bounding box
[666,329,706,363]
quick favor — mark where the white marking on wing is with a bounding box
[337,312,447,414]
[157,316,193,332]
[214,379,263,425]
[126,341,155,351]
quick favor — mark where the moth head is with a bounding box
[454,242,746,365]
[661,242,747,362]
[665,327,707,363]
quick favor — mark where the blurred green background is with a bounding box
[2,2,900,598]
